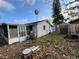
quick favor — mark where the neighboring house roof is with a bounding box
[65,16,79,23]
[68,18,79,24]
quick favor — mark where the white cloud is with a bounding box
[0,0,15,11]
[62,0,75,4]
[39,16,53,21]
[42,0,52,4]
[19,0,36,6]
[13,16,54,24]
[13,18,34,24]
[69,0,75,2]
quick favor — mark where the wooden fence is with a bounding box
[56,23,79,36]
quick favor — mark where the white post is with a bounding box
[24,25,27,41]
[7,25,10,44]
[17,25,20,42]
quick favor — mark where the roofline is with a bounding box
[0,23,26,26]
[26,19,48,26]
[0,20,47,26]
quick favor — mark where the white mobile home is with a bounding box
[26,20,53,38]
[0,19,54,45]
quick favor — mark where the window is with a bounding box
[19,31,26,37]
[43,25,45,30]
[19,25,26,37]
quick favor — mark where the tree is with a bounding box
[52,0,64,24]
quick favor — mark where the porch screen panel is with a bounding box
[19,25,26,37]
[9,25,18,38]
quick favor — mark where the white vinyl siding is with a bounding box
[37,21,50,38]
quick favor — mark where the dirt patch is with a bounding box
[0,33,79,59]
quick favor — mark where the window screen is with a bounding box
[9,25,18,38]
[19,26,26,37]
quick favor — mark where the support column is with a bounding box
[17,25,20,42]
[7,25,10,44]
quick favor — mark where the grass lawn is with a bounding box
[0,33,79,59]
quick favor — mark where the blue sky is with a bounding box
[0,0,75,24]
